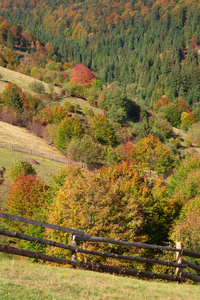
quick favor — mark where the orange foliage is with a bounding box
[71,64,96,86]
[153,96,169,111]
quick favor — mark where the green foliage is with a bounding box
[86,87,100,106]
[193,107,200,123]
[168,138,181,149]
[170,196,200,254]
[167,156,200,197]
[104,87,129,124]
[67,135,105,167]
[29,81,45,94]
[130,136,176,177]
[92,79,102,89]
[63,100,75,113]
[68,81,90,99]
[91,114,118,146]
[82,106,94,117]
[164,104,182,128]
[9,160,36,181]
[184,139,192,147]
[2,83,28,112]
[56,117,85,151]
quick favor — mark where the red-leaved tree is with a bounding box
[71,64,96,86]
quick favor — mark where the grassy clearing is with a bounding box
[0,66,50,94]
[0,147,66,207]
[0,121,63,156]
[0,253,199,300]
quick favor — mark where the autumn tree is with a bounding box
[1,83,29,112]
[130,136,176,177]
[153,96,169,112]
[40,105,68,125]
[71,64,96,86]
[5,175,49,253]
[56,117,85,151]
[91,114,118,145]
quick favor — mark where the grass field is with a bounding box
[0,253,199,300]
[0,121,67,207]
[0,147,66,207]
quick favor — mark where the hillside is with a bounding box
[1,0,200,107]
[0,121,62,155]
[0,253,200,300]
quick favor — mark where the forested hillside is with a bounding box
[0,0,200,281]
[1,0,200,106]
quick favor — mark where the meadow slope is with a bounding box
[0,253,200,300]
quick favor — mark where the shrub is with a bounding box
[184,139,192,147]
[67,135,105,167]
[56,117,85,151]
[29,81,45,94]
[9,160,36,181]
[86,87,100,106]
[168,138,181,149]
[170,196,200,254]
[82,106,94,117]
[63,100,75,113]
[91,114,118,145]
[68,81,90,99]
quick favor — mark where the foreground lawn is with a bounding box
[0,253,199,300]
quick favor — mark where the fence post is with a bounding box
[176,241,182,282]
[71,234,77,261]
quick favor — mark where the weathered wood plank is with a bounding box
[75,235,200,258]
[75,235,180,252]
[0,212,85,235]
[0,229,187,269]
[182,271,200,282]
[182,260,200,273]
[0,244,184,282]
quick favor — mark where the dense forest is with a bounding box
[0,0,200,279]
[2,0,200,107]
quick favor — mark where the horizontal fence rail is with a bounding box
[0,142,84,167]
[74,235,200,259]
[0,228,187,269]
[0,244,183,282]
[0,212,85,236]
[0,213,200,283]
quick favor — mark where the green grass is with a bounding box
[0,147,65,207]
[0,253,199,300]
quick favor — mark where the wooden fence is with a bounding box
[0,142,84,167]
[0,212,200,283]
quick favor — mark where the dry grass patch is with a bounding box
[0,66,50,94]
[0,121,63,156]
